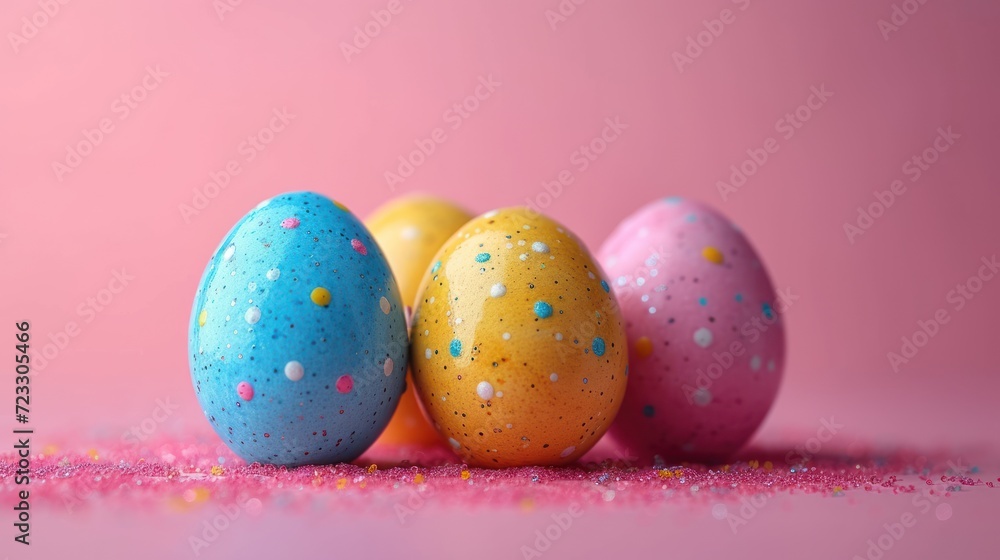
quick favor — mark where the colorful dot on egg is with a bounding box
[280,217,300,229]
[702,246,724,265]
[600,280,610,293]
[762,303,774,319]
[379,296,391,315]
[475,252,491,263]
[384,357,394,376]
[698,297,708,306]
[476,381,494,400]
[534,301,553,319]
[311,287,332,307]
[664,196,683,205]
[449,339,462,357]
[198,309,207,327]
[693,327,713,348]
[336,375,354,394]
[284,360,305,381]
[236,381,254,401]
[431,261,441,274]
[635,336,653,358]
[351,238,368,255]
[592,337,606,356]
[735,293,743,303]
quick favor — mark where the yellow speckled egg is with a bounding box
[410,208,628,467]
[365,195,472,446]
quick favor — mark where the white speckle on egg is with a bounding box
[244,306,261,325]
[518,240,526,246]
[505,242,514,249]
[554,333,563,341]
[532,241,549,253]
[502,332,511,340]
[425,348,433,359]
[248,282,257,292]
[550,373,558,382]
[223,244,236,261]
[750,355,762,371]
[266,268,280,281]
[560,446,576,458]
[767,359,776,372]
[379,296,391,315]
[284,361,304,382]
[490,283,507,298]
[636,277,645,286]
[484,210,499,218]
[476,381,494,400]
[587,271,596,279]
[519,253,528,261]
[449,437,461,449]
[692,388,713,406]
[255,198,271,209]
[693,327,713,348]
[384,357,394,376]
[523,224,531,230]
[648,306,656,314]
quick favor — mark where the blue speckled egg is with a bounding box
[188,191,408,466]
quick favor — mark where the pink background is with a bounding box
[1,0,998,558]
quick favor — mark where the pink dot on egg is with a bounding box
[237,381,254,401]
[281,217,300,229]
[350,238,367,255]
[336,374,354,394]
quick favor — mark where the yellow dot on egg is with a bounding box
[702,246,724,265]
[635,336,654,359]
[311,287,332,307]
[198,309,208,327]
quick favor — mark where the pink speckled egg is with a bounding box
[598,197,786,461]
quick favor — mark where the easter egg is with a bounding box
[598,197,785,461]
[365,195,472,446]
[189,191,408,466]
[410,208,628,467]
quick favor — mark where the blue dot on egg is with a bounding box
[762,302,774,319]
[735,293,743,303]
[664,196,683,205]
[698,297,708,306]
[475,252,491,263]
[600,280,610,293]
[592,337,606,356]
[431,261,441,274]
[449,338,462,357]
[534,301,553,319]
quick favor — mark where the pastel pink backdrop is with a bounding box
[1,0,998,558]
